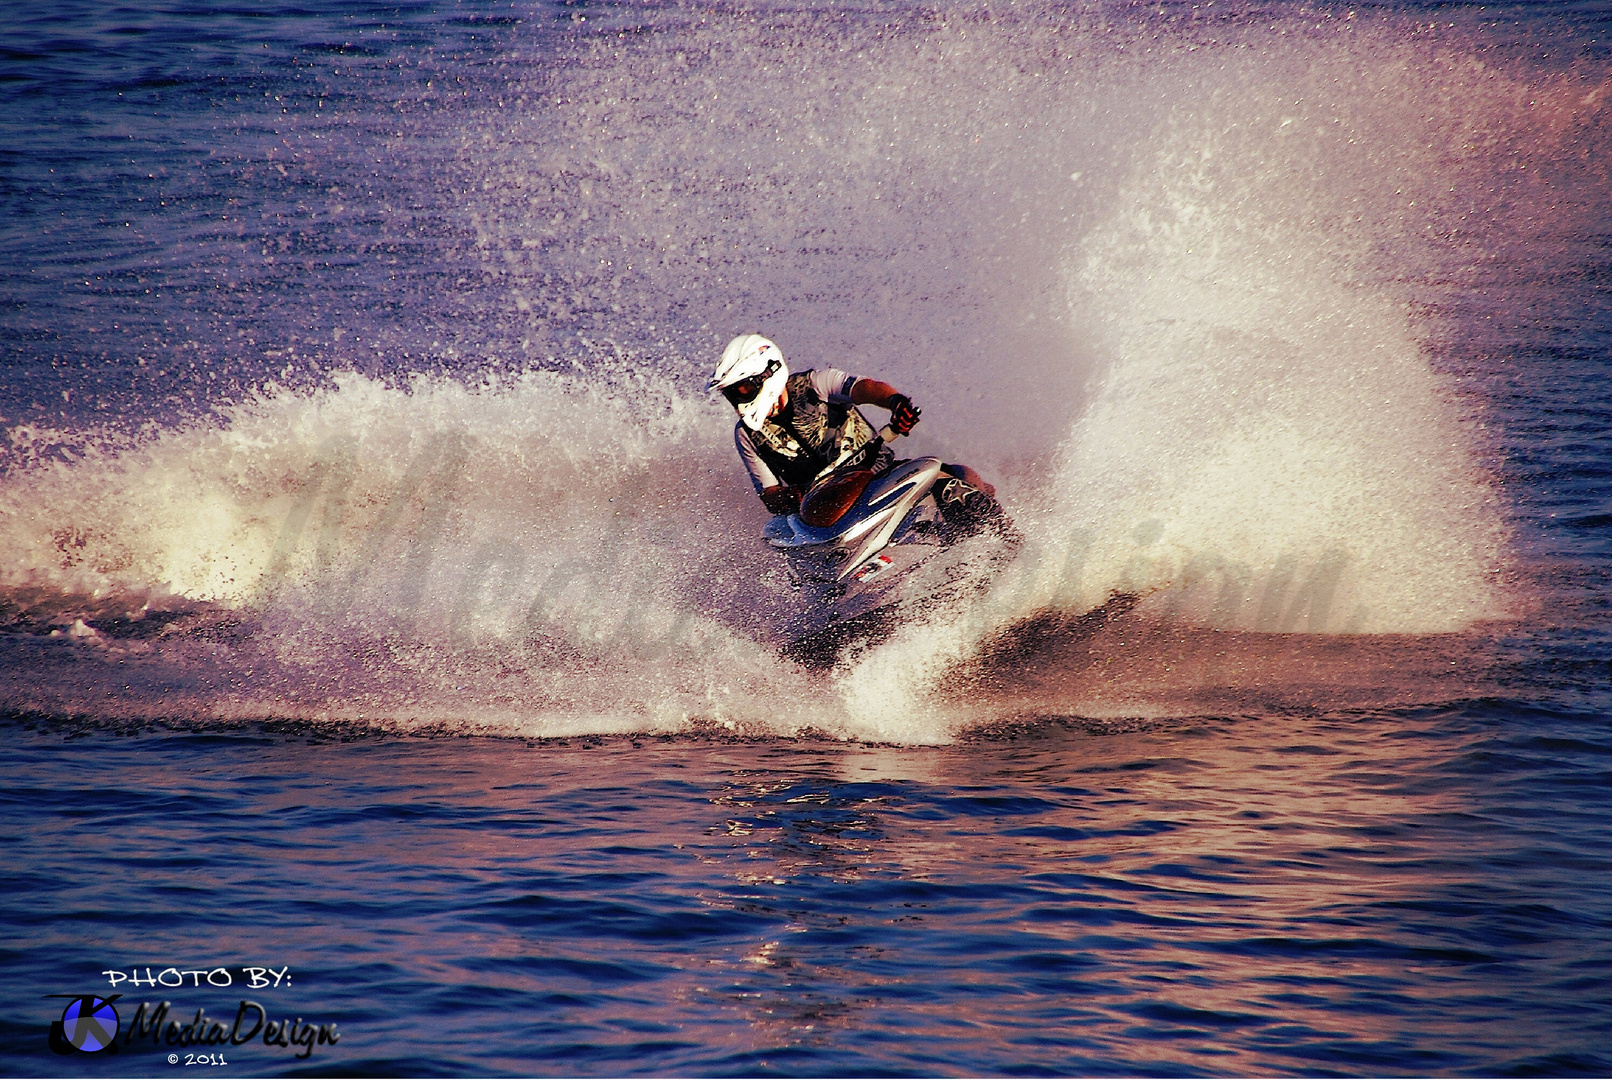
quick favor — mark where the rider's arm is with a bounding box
[735,425,780,492]
[737,425,802,515]
[848,378,901,408]
[848,378,921,435]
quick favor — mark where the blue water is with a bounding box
[3,0,1611,1075]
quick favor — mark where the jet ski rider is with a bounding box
[708,333,996,519]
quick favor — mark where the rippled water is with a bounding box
[3,0,1611,1075]
[7,704,1612,1076]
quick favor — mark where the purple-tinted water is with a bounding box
[3,0,1611,1075]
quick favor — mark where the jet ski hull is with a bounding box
[765,456,1016,667]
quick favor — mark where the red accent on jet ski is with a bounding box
[799,469,876,528]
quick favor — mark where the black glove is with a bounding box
[888,393,922,436]
[760,485,801,516]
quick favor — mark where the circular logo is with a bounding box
[60,996,119,1052]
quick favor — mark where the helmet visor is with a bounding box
[722,358,780,407]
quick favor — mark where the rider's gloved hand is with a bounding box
[888,394,921,436]
[761,485,801,516]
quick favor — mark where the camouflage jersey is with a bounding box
[733,367,892,492]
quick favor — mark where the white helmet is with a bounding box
[708,333,787,431]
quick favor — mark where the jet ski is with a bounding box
[764,427,1018,667]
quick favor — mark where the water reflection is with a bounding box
[668,712,1519,1072]
[8,708,1596,1075]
